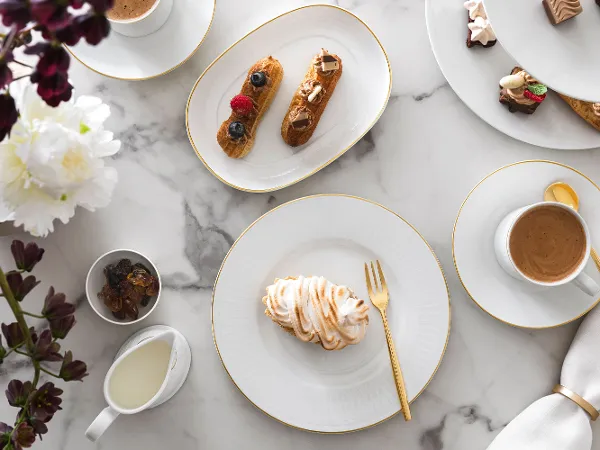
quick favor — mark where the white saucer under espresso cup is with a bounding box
[494,201,600,296]
[109,0,173,38]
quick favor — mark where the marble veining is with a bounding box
[1,0,600,448]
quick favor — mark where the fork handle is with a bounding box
[591,248,600,272]
[381,312,412,421]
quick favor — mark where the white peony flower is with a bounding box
[0,80,121,237]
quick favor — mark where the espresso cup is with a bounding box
[108,0,173,38]
[494,201,600,296]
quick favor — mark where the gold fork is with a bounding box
[364,260,412,422]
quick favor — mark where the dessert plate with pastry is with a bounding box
[212,195,450,432]
[425,0,600,149]
[186,4,391,192]
[484,0,600,103]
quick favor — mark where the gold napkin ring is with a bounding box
[553,384,599,421]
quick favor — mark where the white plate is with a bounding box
[213,195,450,432]
[453,160,600,329]
[186,5,391,193]
[484,0,600,102]
[425,0,600,150]
[66,0,215,80]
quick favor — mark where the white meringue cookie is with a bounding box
[468,16,496,46]
[464,0,487,20]
[263,276,369,351]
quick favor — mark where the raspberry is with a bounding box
[523,90,546,103]
[230,94,254,116]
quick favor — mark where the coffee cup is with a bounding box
[494,201,600,296]
[107,0,173,38]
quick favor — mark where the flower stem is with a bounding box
[39,366,60,378]
[13,348,30,357]
[23,311,45,319]
[12,74,31,82]
[12,59,32,69]
[0,26,17,61]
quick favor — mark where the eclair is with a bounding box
[217,56,283,159]
[281,49,342,147]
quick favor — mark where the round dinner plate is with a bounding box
[484,0,600,103]
[213,195,450,432]
[453,160,600,329]
[425,0,600,150]
[66,0,215,80]
[186,5,391,192]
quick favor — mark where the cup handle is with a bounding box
[573,271,600,297]
[85,406,120,442]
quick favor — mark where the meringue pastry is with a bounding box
[262,276,369,351]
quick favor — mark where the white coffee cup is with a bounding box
[108,0,173,38]
[494,201,600,296]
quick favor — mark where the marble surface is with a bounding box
[2,0,600,448]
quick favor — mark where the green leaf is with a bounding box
[527,84,547,96]
[80,123,91,134]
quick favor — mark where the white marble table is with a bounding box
[2,0,600,448]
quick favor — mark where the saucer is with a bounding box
[186,4,391,192]
[66,0,216,80]
[213,195,450,432]
[484,0,600,103]
[453,160,600,329]
[425,0,600,150]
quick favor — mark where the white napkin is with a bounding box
[487,305,600,450]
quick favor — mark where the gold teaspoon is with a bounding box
[544,182,600,272]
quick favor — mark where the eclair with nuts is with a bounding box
[281,49,342,147]
[217,56,283,159]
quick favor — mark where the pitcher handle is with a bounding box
[85,406,120,442]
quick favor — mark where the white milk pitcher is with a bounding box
[85,325,191,442]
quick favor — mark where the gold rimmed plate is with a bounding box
[186,5,391,192]
[213,195,450,432]
[66,0,216,80]
[453,160,600,329]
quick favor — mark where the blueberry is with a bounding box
[228,121,245,139]
[250,71,267,87]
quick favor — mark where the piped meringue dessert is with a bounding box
[262,276,369,351]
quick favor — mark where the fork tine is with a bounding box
[364,263,374,299]
[370,261,380,291]
[376,260,388,294]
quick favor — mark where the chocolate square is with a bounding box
[542,0,582,25]
[321,55,339,72]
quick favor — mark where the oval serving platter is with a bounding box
[186,4,391,193]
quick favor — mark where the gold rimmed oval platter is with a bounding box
[186,4,392,192]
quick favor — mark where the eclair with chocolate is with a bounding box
[217,56,283,159]
[281,49,342,147]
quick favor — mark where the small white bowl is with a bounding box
[86,249,161,325]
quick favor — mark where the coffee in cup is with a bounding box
[107,0,157,21]
[106,0,173,38]
[494,201,600,296]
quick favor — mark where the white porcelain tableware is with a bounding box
[453,160,600,329]
[186,4,391,192]
[85,325,192,442]
[483,0,600,102]
[425,0,600,150]
[213,194,450,432]
[108,0,173,38]
[494,201,599,296]
[66,0,215,80]
[85,249,161,325]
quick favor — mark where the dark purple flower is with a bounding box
[70,0,85,7]
[6,272,40,302]
[54,21,81,46]
[0,56,13,90]
[0,93,18,142]
[32,330,62,362]
[49,315,75,340]
[59,351,88,382]
[31,71,73,107]
[30,0,69,30]
[37,45,70,77]
[6,380,33,407]
[87,0,115,12]
[25,414,49,438]
[1,323,24,348]
[0,336,6,363]
[29,382,62,418]
[42,287,74,320]
[0,0,32,30]
[13,423,35,448]
[75,12,110,45]
[11,241,45,272]
[0,422,13,450]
